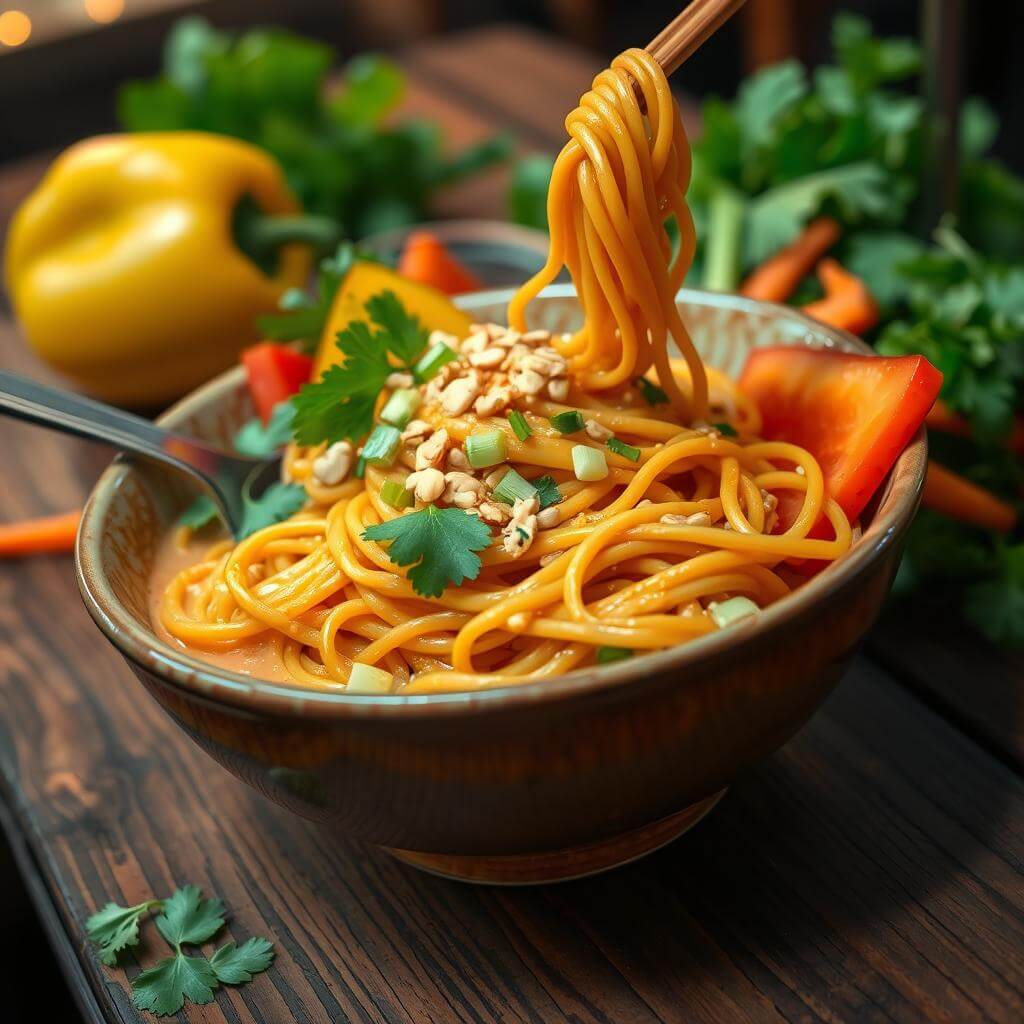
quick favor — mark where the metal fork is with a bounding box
[0,371,279,536]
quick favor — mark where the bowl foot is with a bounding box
[385,789,727,885]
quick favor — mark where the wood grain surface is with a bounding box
[0,24,1022,1024]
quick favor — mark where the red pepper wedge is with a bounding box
[739,347,942,533]
[397,231,483,296]
[242,343,314,423]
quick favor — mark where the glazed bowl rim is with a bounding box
[76,284,927,719]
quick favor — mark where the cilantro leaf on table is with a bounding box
[155,885,226,947]
[132,953,218,1016]
[290,292,430,446]
[234,401,296,458]
[362,505,492,598]
[210,937,276,984]
[86,899,163,966]
[239,483,307,540]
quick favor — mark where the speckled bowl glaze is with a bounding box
[76,287,927,884]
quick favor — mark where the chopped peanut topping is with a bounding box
[415,427,449,471]
[584,419,612,441]
[312,441,353,486]
[502,496,540,557]
[406,468,446,503]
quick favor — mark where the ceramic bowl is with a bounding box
[76,287,927,884]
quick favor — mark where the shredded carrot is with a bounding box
[0,510,82,557]
[801,258,880,335]
[922,461,1017,533]
[397,231,483,295]
[739,217,841,302]
[927,400,1024,456]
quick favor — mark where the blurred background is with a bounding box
[2,0,1022,165]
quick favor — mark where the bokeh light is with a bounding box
[84,0,124,24]
[0,9,31,47]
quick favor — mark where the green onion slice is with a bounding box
[572,444,608,481]
[380,480,414,509]
[465,430,507,468]
[413,342,458,382]
[607,436,641,462]
[596,646,632,664]
[362,424,402,467]
[549,409,586,434]
[492,468,538,506]
[635,377,668,406]
[709,596,759,628]
[507,409,532,441]
[379,388,421,429]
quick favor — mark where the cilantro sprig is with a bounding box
[87,884,274,1017]
[363,505,492,598]
[290,290,429,446]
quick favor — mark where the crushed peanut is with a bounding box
[312,441,353,486]
[440,375,481,416]
[536,506,560,529]
[585,419,613,442]
[386,371,414,389]
[405,468,446,503]
[415,427,449,471]
[502,496,540,557]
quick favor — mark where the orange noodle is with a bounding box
[157,48,852,694]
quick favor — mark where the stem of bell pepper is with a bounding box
[233,195,340,273]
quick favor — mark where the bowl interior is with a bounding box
[77,286,926,711]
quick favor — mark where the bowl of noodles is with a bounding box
[76,48,928,882]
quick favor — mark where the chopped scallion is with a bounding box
[379,388,421,429]
[709,596,759,629]
[380,481,414,510]
[607,436,641,462]
[507,409,532,441]
[362,424,402,467]
[572,445,608,481]
[549,409,586,434]
[713,422,738,437]
[492,468,538,506]
[596,646,632,664]
[346,663,393,694]
[413,341,458,382]
[465,430,507,469]
[354,456,366,479]
[635,377,668,406]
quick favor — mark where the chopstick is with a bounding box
[646,0,749,77]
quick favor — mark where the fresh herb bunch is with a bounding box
[87,884,274,1017]
[119,17,511,237]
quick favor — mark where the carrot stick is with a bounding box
[397,231,483,295]
[0,510,81,557]
[739,217,841,302]
[801,258,880,335]
[922,461,1017,533]
[927,400,1024,456]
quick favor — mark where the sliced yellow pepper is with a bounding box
[5,132,320,406]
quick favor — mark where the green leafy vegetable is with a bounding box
[712,422,738,438]
[132,952,219,1016]
[531,475,563,510]
[964,544,1024,647]
[119,18,510,236]
[86,899,163,966]
[234,401,295,457]
[508,154,555,230]
[362,505,492,598]
[209,937,276,985]
[291,291,429,445]
[635,377,669,406]
[179,495,219,531]
[258,242,378,350]
[239,483,307,539]
[155,885,226,948]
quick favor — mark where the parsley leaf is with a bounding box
[86,899,163,966]
[132,953,218,1016]
[234,401,295,458]
[290,292,431,446]
[210,937,276,984]
[362,505,492,598]
[364,291,429,366]
[155,885,226,947]
[179,495,219,531]
[239,483,307,540]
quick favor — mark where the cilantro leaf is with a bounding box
[362,505,492,598]
[132,952,218,1016]
[239,483,307,540]
[155,885,226,948]
[509,153,555,230]
[964,545,1024,647]
[234,401,295,458]
[210,937,275,984]
[531,475,563,510]
[364,290,429,366]
[87,899,163,966]
[179,495,219,531]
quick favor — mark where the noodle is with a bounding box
[157,48,852,694]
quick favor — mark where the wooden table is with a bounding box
[1,24,1023,1024]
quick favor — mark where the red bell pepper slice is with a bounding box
[397,231,483,295]
[739,347,942,533]
[241,343,314,424]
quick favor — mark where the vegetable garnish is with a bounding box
[709,596,760,629]
[572,445,609,482]
[234,401,296,458]
[87,884,274,1017]
[596,646,632,664]
[635,377,669,406]
[531,475,563,509]
[492,468,538,507]
[179,496,219,531]
[239,483,307,540]
[507,409,532,441]
[712,422,738,437]
[413,341,459,383]
[362,505,493,598]
[361,424,403,467]
[291,291,428,446]
[549,409,586,434]
[466,430,508,469]
[607,436,641,462]
[380,481,415,510]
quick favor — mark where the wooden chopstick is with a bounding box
[646,0,749,77]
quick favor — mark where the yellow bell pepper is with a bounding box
[4,132,324,406]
